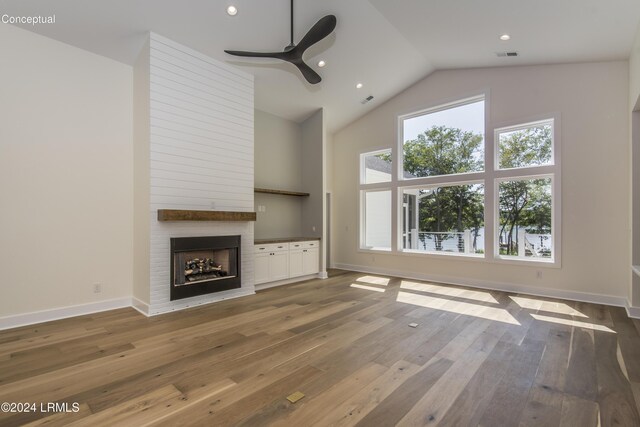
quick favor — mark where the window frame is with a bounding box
[397,95,487,183]
[493,174,557,265]
[399,180,486,258]
[357,93,561,268]
[495,118,555,172]
[359,188,393,252]
[358,146,397,253]
[394,93,488,259]
[360,148,393,185]
[492,114,561,267]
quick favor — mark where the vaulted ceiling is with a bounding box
[3,0,640,132]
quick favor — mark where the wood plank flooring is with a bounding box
[1,270,640,426]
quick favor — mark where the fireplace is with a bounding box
[170,235,241,301]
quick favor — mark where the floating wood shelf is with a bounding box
[157,209,257,222]
[254,188,310,197]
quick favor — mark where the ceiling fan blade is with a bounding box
[291,60,322,84]
[224,50,285,59]
[294,15,337,54]
[223,7,336,84]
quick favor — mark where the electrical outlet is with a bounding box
[210,201,216,209]
[536,270,543,279]
[93,283,102,293]
[312,226,316,232]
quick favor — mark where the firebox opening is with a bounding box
[174,248,237,286]
[170,235,241,301]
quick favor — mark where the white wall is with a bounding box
[254,110,303,239]
[0,25,133,317]
[301,109,327,274]
[630,25,640,111]
[133,38,151,306]
[331,61,630,301]
[630,24,640,306]
[326,132,334,267]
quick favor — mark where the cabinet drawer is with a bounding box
[254,243,289,253]
[289,241,305,250]
[290,240,319,249]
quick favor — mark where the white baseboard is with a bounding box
[0,297,133,331]
[318,271,329,279]
[0,289,258,328]
[131,297,150,317]
[625,302,640,319]
[334,263,629,309]
[4,265,635,330]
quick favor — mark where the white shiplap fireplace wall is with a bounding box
[138,33,255,315]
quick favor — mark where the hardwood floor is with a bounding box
[1,270,640,426]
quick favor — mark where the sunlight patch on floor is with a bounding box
[400,281,499,304]
[530,313,615,333]
[356,276,391,286]
[510,296,588,318]
[396,291,520,325]
[350,283,386,292]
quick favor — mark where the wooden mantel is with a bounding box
[157,209,257,222]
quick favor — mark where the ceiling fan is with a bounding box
[224,0,336,84]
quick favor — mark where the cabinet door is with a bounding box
[289,249,304,278]
[270,251,290,281]
[254,253,270,284]
[302,248,320,275]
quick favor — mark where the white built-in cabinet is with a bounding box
[254,243,289,284]
[254,240,319,285]
[289,241,320,276]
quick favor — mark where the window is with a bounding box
[360,149,394,251]
[362,190,392,250]
[361,149,392,184]
[402,99,485,178]
[359,95,560,266]
[497,120,553,169]
[495,119,558,262]
[403,184,484,255]
[498,178,552,258]
[398,96,487,257]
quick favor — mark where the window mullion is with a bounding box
[398,172,486,188]
[494,165,557,179]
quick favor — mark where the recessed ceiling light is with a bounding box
[356,83,363,89]
[500,34,511,41]
[227,5,238,16]
[318,60,326,68]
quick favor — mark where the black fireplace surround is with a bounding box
[170,235,241,301]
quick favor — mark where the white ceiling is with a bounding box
[2,0,640,133]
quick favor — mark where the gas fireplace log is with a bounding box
[185,266,223,276]
[185,259,223,271]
